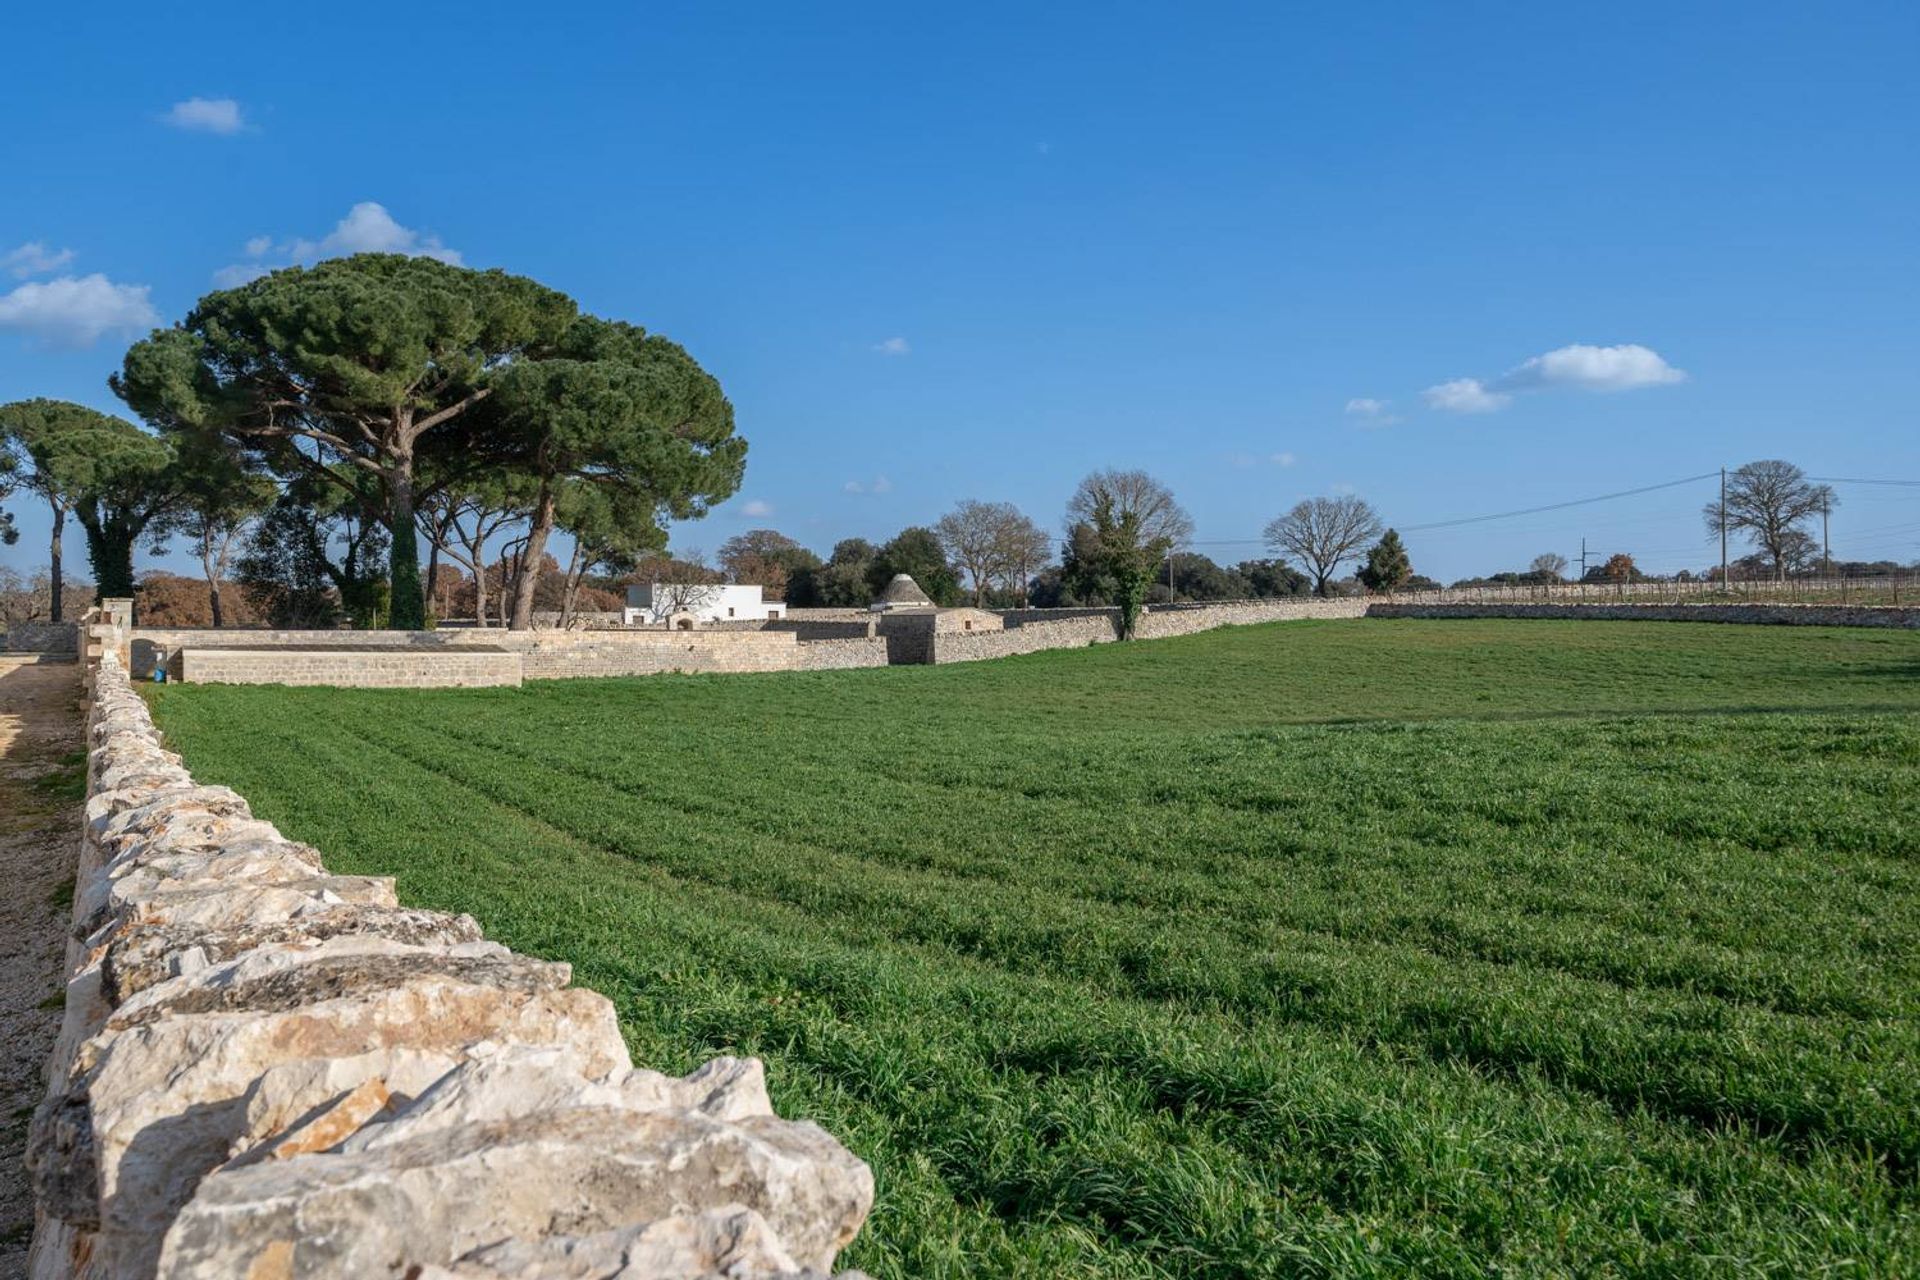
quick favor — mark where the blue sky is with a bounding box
[3,1,1916,584]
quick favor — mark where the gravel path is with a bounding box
[0,656,82,1278]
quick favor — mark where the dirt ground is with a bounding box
[0,656,83,1278]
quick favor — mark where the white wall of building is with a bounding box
[624,583,782,625]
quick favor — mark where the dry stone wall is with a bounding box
[789,636,891,670]
[27,631,873,1279]
[1134,598,1369,637]
[931,598,1368,663]
[179,648,524,689]
[930,615,1114,663]
[135,627,886,684]
[1365,602,1920,628]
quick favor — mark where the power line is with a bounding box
[1400,471,1719,533]
[1175,468,1913,559]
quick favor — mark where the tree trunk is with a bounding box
[201,532,225,628]
[508,481,556,631]
[386,450,425,629]
[422,528,441,624]
[48,504,65,623]
[560,541,586,629]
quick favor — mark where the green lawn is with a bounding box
[146,619,1920,1277]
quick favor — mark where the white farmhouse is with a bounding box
[624,582,783,627]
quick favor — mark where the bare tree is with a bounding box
[935,500,1052,605]
[1264,495,1383,595]
[420,487,525,627]
[936,500,1007,605]
[1705,460,1835,581]
[1529,552,1569,583]
[1065,469,1195,548]
[637,551,723,623]
[999,512,1053,604]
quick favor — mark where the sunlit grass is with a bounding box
[148,619,1920,1277]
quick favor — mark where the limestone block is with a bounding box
[34,951,629,1276]
[158,1104,873,1277]
[426,1206,859,1279]
[102,905,484,1004]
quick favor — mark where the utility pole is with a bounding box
[1719,467,1729,592]
[1822,494,1831,576]
[1578,537,1592,580]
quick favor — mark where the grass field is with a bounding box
[146,619,1920,1277]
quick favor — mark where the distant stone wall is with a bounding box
[1365,602,1920,628]
[180,647,524,689]
[929,599,1367,664]
[27,629,872,1278]
[1135,598,1369,637]
[931,615,1115,663]
[4,620,79,653]
[136,626,885,684]
[133,629,468,677]
[512,629,811,678]
[790,636,892,670]
[765,618,878,641]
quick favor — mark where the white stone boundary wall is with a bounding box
[1364,602,1920,628]
[27,635,872,1279]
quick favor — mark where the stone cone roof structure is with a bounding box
[874,574,934,608]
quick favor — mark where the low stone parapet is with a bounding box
[179,647,525,688]
[26,644,872,1278]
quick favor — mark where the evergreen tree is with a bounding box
[1357,528,1413,593]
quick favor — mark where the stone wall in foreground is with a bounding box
[27,634,872,1278]
[1364,602,1920,628]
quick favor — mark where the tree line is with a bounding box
[0,253,1875,632]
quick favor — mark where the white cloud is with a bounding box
[844,480,864,493]
[1425,343,1685,414]
[1344,396,1402,426]
[2,242,75,278]
[0,274,158,348]
[287,202,462,264]
[843,475,894,495]
[211,263,273,289]
[1271,451,1297,467]
[871,336,910,356]
[1422,378,1511,414]
[214,202,463,286]
[741,499,774,517]
[871,474,894,493]
[163,97,246,135]
[1498,343,1686,393]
